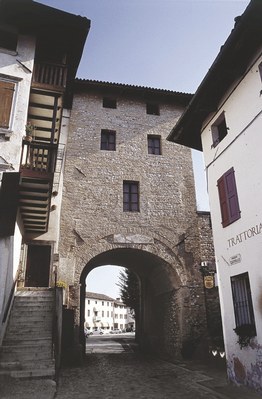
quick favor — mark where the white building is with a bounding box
[0,0,89,345]
[168,0,262,393]
[85,292,135,332]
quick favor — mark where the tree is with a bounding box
[117,268,139,316]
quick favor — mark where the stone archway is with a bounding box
[64,239,207,361]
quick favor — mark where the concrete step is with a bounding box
[3,337,52,346]
[0,350,53,362]
[8,316,53,324]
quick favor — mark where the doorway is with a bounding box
[25,244,51,287]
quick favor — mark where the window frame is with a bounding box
[231,272,256,331]
[103,97,117,109]
[100,129,116,151]
[211,112,228,148]
[217,167,240,228]
[0,78,17,132]
[146,103,160,116]
[148,134,161,155]
[123,180,140,212]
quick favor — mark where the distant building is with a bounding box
[85,292,135,332]
[168,0,262,393]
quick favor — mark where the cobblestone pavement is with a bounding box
[55,336,261,399]
[1,335,262,399]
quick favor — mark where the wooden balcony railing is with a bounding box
[20,139,58,177]
[33,62,67,89]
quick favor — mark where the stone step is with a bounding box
[1,340,52,352]
[0,349,53,368]
[3,336,52,346]
[4,330,52,339]
[8,316,53,324]
[0,367,55,378]
[0,361,21,370]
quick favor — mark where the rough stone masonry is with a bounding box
[59,80,218,360]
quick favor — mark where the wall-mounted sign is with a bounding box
[204,275,214,289]
[229,254,241,265]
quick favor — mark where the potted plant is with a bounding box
[234,324,256,349]
[24,122,35,142]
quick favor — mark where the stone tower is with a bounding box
[59,79,213,359]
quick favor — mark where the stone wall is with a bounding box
[59,81,217,359]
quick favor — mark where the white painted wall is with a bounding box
[201,50,262,390]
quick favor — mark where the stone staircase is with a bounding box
[0,288,55,378]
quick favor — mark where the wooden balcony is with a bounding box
[20,139,57,178]
[19,140,58,234]
[32,61,67,91]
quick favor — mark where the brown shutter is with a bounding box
[225,168,240,223]
[0,81,15,129]
[217,174,229,227]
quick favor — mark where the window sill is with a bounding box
[0,129,13,140]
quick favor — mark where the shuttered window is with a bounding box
[123,181,139,212]
[148,135,161,155]
[231,273,256,330]
[101,129,116,151]
[0,80,15,129]
[217,167,240,227]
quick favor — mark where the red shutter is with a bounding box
[0,81,15,129]
[225,168,240,223]
[217,175,229,227]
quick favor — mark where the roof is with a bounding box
[167,0,262,151]
[74,79,193,106]
[86,292,115,302]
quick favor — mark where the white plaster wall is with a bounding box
[201,51,262,390]
[0,34,35,170]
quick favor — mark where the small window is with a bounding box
[231,272,256,332]
[148,135,161,155]
[103,97,117,109]
[102,311,104,317]
[123,181,139,212]
[107,311,109,317]
[211,112,228,147]
[88,310,90,316]
[107,302,109,306]
[102,301,104,306]
[0,80,15,129]
[217,167,240,227]
[88,300,90,304]
[146,103,159,115]
[0,29,17,52]
[101,129,116,151]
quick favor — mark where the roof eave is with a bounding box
[167,0,262,151]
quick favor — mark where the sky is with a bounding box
[39,0,250,297]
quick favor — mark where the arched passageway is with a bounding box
[79,247,206,360]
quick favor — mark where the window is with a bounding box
[107,302,109,306]
[148,135,161,155]
[88,300,90,304]
[146,103,159,115]
[123,181,139,212]
[102,311,104,317]
[0,80,15,129]
[0,29,17,52]
[107,311,109,317]
[231,273,256,331]
[88,310,90,317]
[115,314,118,319]
[102,301,104,306]
[103,97,117,109]
[217,168,240,227]
[101,129,116,151]
[211,112,228,147]
[124,314,127,319]
[120,314,123,319]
